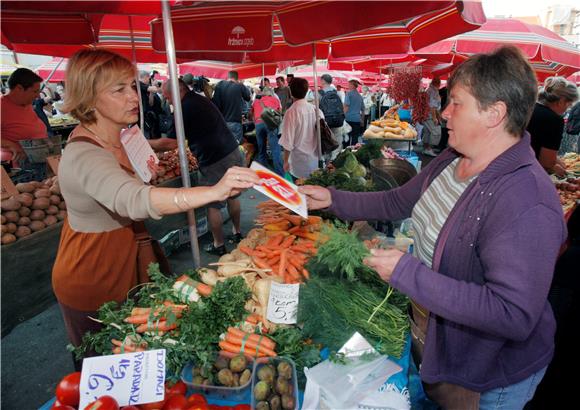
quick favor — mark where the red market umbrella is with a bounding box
[568,72,580,85]
[327,54,418,73]
[151,1,470,58]
[329,1,485,58]
[415,18,580,81]
[179,61,278,80]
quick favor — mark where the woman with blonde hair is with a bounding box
[527,76,578,176]
[52,49,258,367]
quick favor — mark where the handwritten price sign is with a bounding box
[79,349,166,410]
[266,282,300,324]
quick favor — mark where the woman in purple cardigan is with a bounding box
[301,46,566,410]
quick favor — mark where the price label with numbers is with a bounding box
[266,282,300,324]
[79,349,166,410]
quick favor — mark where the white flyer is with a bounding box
[250,161,308,218]
[79,349,166,409]
[266,282,300,324]
[120,126,159,182]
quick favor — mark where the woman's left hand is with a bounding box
[364,248,405,283]
[214,166,260,200]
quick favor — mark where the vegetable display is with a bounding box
[364,106,418,140]
[1,177,66,244]
[151,148,198,185]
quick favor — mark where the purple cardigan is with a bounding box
[328,133,566,392]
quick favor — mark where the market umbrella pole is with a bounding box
[312,44,322,166]
[43,57,64,84]
[162,0,201,268]
[128,16,145,132]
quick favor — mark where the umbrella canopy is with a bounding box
[179,61,278,80]
[416,18,580,81]
[329,1,485,58]
[327,54,418,73]
[568,72,580,85]
[284,65,363,88]
[151,1,472,61]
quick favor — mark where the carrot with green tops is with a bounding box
[224,334,277,355]
[302,268,310,280]
[278,249,289,277]
[136,321,177,333]
[227,327,276,350]
[284,214,305,227]
[218,340,271,358]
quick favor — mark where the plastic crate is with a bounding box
[181,352,254,402]
[251,356,299,410]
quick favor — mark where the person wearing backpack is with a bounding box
[319,74,344,157]
[251,87,284,175]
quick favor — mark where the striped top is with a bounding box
[411,158,477,268]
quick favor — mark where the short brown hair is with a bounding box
[289,77,309,99]
[63,49,136,124]
[447,46,537,137]
[8,68,43,90]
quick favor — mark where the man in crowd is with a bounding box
[362,86,373,129]
[138,70,163,139]
[421,76,442,157]
[163,80,245,255]
[274,76,292,114]
[319,74,345,157]
[344,79,364,147]
[212,70,251,144]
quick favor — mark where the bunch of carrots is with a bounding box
[219,327,277,358]
[255,200,323,242]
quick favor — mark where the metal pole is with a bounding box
[262,63,265,82]
[128,16,145,133]
[43,57,64,84]
[12,51,19,64]
[312,44,322,165]
[162,0,201,268]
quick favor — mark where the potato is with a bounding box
[34,189,51,198]
[46,205,59,215]
[17,217,31,226]
[15,182,35,193]
[15,226,31,238]
[0,215,5,224]
[56,210,67,221]
[4,210,20,223]
[44,215,58,226]
[49,195,61,205]
[1,224,7,234]
[29,220,46,232]
[1,233,17,245]
[32,198,50,210]
[1,197,21,211]
[58,201,67,210]
[18,207,31,217]
[30,210,46,221]
[30,181,42,188]
[16,193,34,207]
[6,222,17,233]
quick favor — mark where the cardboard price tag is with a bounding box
[79,349,166,409]
[1,167,19,199]
[250,162,308,218]
[266,282,299,324]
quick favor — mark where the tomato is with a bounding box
[165,380,187,397]
[186,394,207,408]
[56,372,81,406]
[84,395,120,410]
[162,394,189,410]
[138,400,165,410]
[121,407,141,410]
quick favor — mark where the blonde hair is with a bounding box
[63,49,136,124]
[538,76,578,105]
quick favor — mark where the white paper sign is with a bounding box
[79,349,166,410]
[120,126,159,182]
[250,161,308,218]
[266,282,300,324]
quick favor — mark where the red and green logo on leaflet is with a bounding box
[256,171,302,207]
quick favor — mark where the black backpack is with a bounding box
[319,90,345,128]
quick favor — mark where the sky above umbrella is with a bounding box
[483,0,577,17]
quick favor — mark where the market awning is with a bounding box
[179,61,278,80]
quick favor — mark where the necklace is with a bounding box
[81,124,122,148]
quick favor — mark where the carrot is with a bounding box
[264,221,291,231]
[306,216,322,225]
[288,226,302,234]
[131,307,152,316]
[302,268,310,280]
[280,235,296,248]
[239,245,256,256]
[278,249,289,277]
[252,256,271,270]
[284,214,305,227]
[287,256,304,270]
[266,233,285,247]
[227,327,276,350]
[267,255,281,266]
[287,264,302,281]
[246,313,261,324]
[196,283,213,297]
[162,301,188,310]
[136,321,177,333]
[220,340,277,358]
[225,333,277,355]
